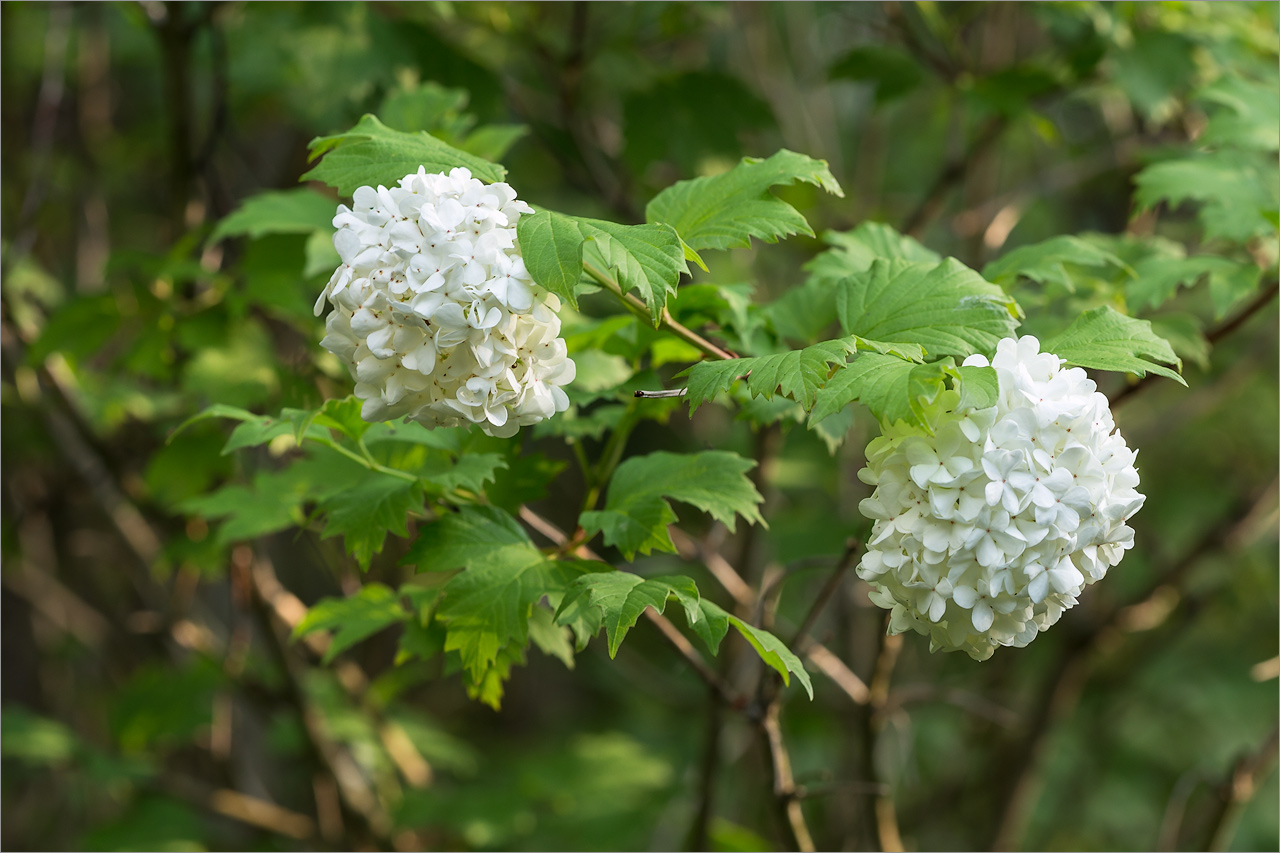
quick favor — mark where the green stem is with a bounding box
[581,261,736,361]
[308,436,420,484]
[570,440,591,483]
[580,399,640,516]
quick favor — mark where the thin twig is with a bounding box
[1203,725,1280,851]
[902,115,1008,238]
[583,260,736,361]
[1110,279,1278,409]
[860,629,905,852]
[164,774,316,841]
[669,525,871,705]
[988,488,1272,850]
[761,704,816,853]
[248,555,396,847]
[645,609,740,706]
[517,506,741,706]
[633,388,687,399]
[688,685,725,851]
[791,538,860,651]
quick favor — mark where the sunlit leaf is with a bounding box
[645,149,843,251]
[1045,305,1185,384]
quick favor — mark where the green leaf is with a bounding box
[302,114,505,195]
[459,124,529,162]
[836,258,1020,358]
[401,506,603,682]
[180,468,308,543]
[1,708,80,765]
[644,150,843,252]
[1127,255,1262,318]
[318,472,425,570]
[954,365,1000,412]
[516,209,590,307]
[697,601,812,699]
[681,337,858,412]
[805,223,941,285]
[208,188,336,245]
[828,45,928,103]
[378,81,471,136]
[580,451,765,561]
[1111,28,1195,121]
[293,583,409,663]
[1196,73,1280,152]
[526,604,576,669]
[582,220,689,323]
[555,573,701,658]
[517,210,688,321]
[428,452,507,495]
[172,403,325,453]
[680,335,925,414]
[313,395,372,443]
[810,354,953,430]
[685,599,731,656]
[1133,149,1279,244]
[1045,306,1186,385]
[982,235,1132,292]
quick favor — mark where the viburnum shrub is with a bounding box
[188,113,1204,710]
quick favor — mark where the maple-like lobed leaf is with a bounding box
[302,114,506,195]
[837,258,1020,359]
[402,506,606,687]
[645,149,844,252]
[1045,305,1186,385]
[208,188,337,245]
[579,451,765,561]
[293,583,411,664]
[517,209,688,322]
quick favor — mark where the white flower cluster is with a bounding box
[857,336,1144,660]
[315,167,575,437]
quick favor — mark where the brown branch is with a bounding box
[164,774,316,841]
[987,488,1271,850]
[1202,725,1280,851]
[247,551,433,789]
[761,704,816,853]
[669,525,871,704]
[903,115,1009,238]
[1207,279,1280,345]
[1110,279,1279,409]
[6,3,70,268]
[520,506,825,853]
[791,538,860,651]
[247,554,395,847]
[688,685,726,851]
[859,629,905,852]
[517,506,741,706]
[645,609,739,706]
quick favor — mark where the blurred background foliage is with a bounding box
[1,1,1277,850]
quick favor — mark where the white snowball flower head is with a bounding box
[856,335,1144,661]
[315,167,575,438]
